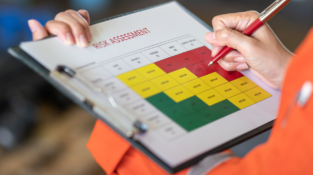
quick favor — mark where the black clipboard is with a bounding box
[8,1,273,173]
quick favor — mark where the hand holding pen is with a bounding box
[205,0,292,89]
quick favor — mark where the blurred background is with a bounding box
[0,0,312,174]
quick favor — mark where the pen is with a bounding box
[208,0,290,66]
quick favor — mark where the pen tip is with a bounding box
[208,61,213,66]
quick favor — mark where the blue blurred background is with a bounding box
[0,0,312,174]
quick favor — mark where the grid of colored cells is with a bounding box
[117,46,272,132]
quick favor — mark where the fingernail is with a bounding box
[28,20,36,33]
[234,57,245,62]
[66,33,75,45]
[79,35,88,47]
[205,32,215,41]
[236,63,249,70]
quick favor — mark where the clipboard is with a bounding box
[8,1,276,173]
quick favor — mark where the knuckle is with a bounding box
[45,20,54,26]
[247,11,260,19]
[65,9,76,14]
[55,12,67,19]
[212,16,221,25]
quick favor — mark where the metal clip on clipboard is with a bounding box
[52,65,148,138]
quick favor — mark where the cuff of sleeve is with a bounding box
[187,152,236,175]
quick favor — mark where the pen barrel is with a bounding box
[211,19,264,64]
[211,46,233,63]
[242,19,264,36]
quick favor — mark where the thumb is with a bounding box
[28,19,49,41]
[205,28,257,56]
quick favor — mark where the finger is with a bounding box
[211,45,223,57]
[205,28,258,55]
[210,44,243,62]
[77,9,90,25]
[212,11,260,32]
[206,32,224,56]
[223,50,242,62]
[217,59,240,72]
[55,12,89,47]
[236,63,249,71]
[66,9,92,42]
[28,19,49,41]
[218,59,249,72]
[45,20,75,45]
[212,11,274,44]
[233,56,246,63]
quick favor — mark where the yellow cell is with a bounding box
[183,78,211,94]
[117,70,147,87]
[164,85,194,103]
[244,86,272,102]
[214,83,241,99]
[132,81,162,98]
[150,74,179,91]
[197,89,226,106]
[168,68,197,84]
[201,72,228,88]
[228,93,256,109]
[231,76,258,92]
[136,64,166,80]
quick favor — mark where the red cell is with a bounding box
[186,62,215,78]
[191,46,213,61]
[216,69,244,81]
[172,52,200,67]
[202,59,223,72]
[155,57,184,73]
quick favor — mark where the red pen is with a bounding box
[208,0,290,66]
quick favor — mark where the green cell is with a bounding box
[178,96,208,112]
[194,107,224,124]
[146,92,176,110]
[211,100,239,116]
[161,104,192,121]
[176,114,205,132]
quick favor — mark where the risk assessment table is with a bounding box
[81,35,272,141]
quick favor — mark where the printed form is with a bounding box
[21,2,280,168]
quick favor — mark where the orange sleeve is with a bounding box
[86,120,131,174]
[87,120,189,175]
[207,28,313,175]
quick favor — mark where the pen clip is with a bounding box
[54,65,148,138]
[259,0,290,22]
[260,0,280,16]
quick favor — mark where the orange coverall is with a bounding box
[87,28,313,175]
